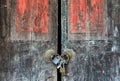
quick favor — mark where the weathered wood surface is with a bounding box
[68,0,110,40]
[0,0,58,81]
[10,0,52,41]
[62,0,120,81]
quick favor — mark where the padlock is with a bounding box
[59,63,65,73]
[52,56,61,65]
[44,49,76,74]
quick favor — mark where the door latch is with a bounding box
[44,49,76,74]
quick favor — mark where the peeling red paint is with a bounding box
[70,0,104,33]
[16,0,49,33]
[70,0,87,33]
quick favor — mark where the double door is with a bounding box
[0,0,120,81]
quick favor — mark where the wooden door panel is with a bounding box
[16,0,49,33]
[10,0,51,41]
[68,0,109,40]
[0,0,58,81]
[62,0,120,81]
[69,0,104,33]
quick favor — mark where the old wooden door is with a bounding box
[61,0,120,81]
[0,0,58,81]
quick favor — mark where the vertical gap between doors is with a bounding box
[57,0,61,81]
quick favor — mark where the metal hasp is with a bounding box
[44,49,76,74]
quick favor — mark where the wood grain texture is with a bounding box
[62,0,120,81]
[70,0,104,33]
[10,0,51,41]
[16,0,49,33]
[0,0,58,81]
[68,0,109,40]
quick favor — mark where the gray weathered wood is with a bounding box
[0,0,58,81]
[62,0,120,81]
